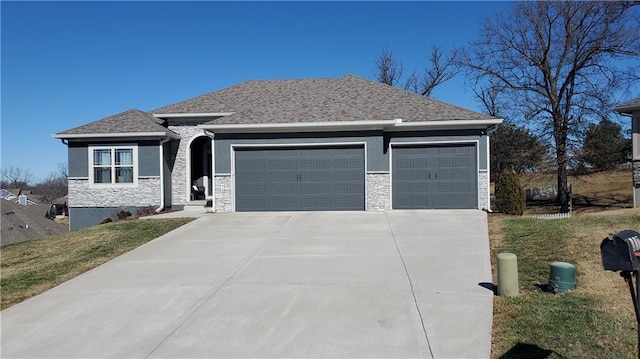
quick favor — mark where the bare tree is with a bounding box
[374,45,403,87]
[472,78,506,118]
[375,45,460,97]
[32,172,67,204]
[1,166,35,188]
[56,162,68,180]
[419,46,460,97]
[463,1,640,207]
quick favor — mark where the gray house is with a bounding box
[54,75,502,230]
[614,97,640,207]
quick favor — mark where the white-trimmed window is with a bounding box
[89,145,137,185]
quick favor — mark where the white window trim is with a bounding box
[88,145,138,187]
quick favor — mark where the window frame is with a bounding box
[88,145,138,187]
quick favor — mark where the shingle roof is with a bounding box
[55,109,178,137]
[56,75,497,137]
[1,199,68,246]
[153,74,496,124]
[614,97,640,113]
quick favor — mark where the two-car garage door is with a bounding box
[233,143,478,211]
[235,146,365,211]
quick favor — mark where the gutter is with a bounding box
[390,118,504,130]
[200,118,504,133]
[51,132,181,140]
[613,105,640,115]
[200,119,403,133]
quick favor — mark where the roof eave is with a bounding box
[152,112,235,118]
[388,118,504,131]
[51,132,181,140]
[613,104,640,114]
[200,118,504,133]
[200,119,403,133]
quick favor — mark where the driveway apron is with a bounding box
[1,210,493,358]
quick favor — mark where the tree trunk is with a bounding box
[555,144,570,211]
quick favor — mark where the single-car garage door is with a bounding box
[235,145,365,211]
[392,144,477,209]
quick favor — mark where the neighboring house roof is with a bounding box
[53,109,180,139]
[1,189,41,205]
[52,195,68,206]
[0,189,16,200]
[7,189,22,197]
[153,74,497,124]
[1,199,68,246]
[614,97,640,114]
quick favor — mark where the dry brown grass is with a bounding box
[504,170,634,215]
[569,209,640,320]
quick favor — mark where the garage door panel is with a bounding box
[393,144,477,209]
[235,146,365,211]
[300,171,332,183]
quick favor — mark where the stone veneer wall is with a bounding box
[366,173,390,211]
[167,121,208,205]
[214,175,233,212]
[478,171,489,211]
[68,177,161,207]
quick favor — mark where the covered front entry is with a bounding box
[189,136,212,199]
[392,143,477,209]
[234,145,365,211]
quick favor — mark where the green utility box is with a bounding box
[548,261,576,293]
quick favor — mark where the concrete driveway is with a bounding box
[1,210,493,358]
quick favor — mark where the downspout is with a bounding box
[60,138,69,230]
[485,134,492,212]
[156,138,170,213]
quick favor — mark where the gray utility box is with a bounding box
[601,230,640,272]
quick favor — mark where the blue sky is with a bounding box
[0,1,634,182]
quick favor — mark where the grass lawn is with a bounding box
[0,217,194,310]
[489,208,640,358]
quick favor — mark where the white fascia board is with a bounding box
[200,119,402,133]
[152,112,234,118]
[51,132,180,140]
[613,105,640,114]
[388,118,504,131]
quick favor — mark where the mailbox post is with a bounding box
[601,230,640,359]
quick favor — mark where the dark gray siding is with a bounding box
[163,141,173,205]
[68,143,88,177]
[138,141,160,176]
[67,141,161,178]
[69,206,142,230]
[214,131,386,173]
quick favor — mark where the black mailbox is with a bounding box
[601,230,640,271]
